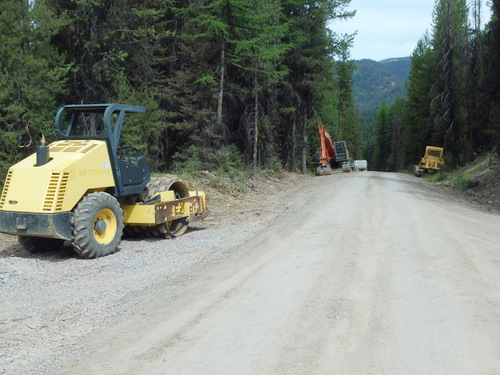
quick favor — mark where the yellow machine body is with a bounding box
[0,104,208,257]
[122,190,207,226]
[0,140,114,214]
[0,141,207,240]
[418,146,444,174]
[0,140,208,239]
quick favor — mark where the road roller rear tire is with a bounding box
[72,192,124,258]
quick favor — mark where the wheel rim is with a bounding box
[93,208,117,244]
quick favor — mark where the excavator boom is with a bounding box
[316,124,351,175]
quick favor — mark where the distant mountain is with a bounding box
[353,57,411,123]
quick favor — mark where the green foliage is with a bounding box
[0,0,70,178]
[265,155,284,172]
[353,58,411,124]
[172,143,245,177]
[111,76,164,170]
[425,165,480,192]
[373,102,393,171]
[172,143,247,193]
[368,0,499,173]
[172,144,202,177]
[0,0,363,179]
[401,34,436,168]
[194,75,217,85]
[210,144,245,173]
[353,57,410,167]
[426,171,448,183]
[280,0,356,172]
[483,0,500,152]
[334,47,361,158]
[430,0,470,167]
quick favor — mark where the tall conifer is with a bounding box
[402,34,436,167]
[431,0,470,166]
[0,0,70,175]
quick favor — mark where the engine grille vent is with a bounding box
[43,172,70,212]
[80,143,99,153]
[0,170,13,209]
[50,141,99,153]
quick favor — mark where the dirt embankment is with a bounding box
[434,152,500,214]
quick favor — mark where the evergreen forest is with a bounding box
[369,0,500,172]
[1,0,500,180]
[0,0,359,178]
[352,57,411,165]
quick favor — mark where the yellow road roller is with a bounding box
[0,104,208,258]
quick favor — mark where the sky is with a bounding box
[330,0,491,62]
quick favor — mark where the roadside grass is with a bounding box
[452,165,485,192]
[161,144,292,196]
[424,150,498,194]
[150,147,299,206]
[425,171,447,183]
[424,164,483,192]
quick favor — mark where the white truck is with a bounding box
[354,160,368,171]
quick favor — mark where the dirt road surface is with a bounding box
[1,171,500,374]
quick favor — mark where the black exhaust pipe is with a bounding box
[36,133,50,166]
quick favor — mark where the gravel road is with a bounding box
[1,171,499,374]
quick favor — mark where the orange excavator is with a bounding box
[316,124,351,175]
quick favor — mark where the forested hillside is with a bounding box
[353,57,411,123]
[0,0,361,180]
[369,0,500,173]
[353,57,410,167]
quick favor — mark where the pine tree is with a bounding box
[47,0,165,103]
[159,0,290,171]
[388,98,405,171]
[191,0,248,148]
[229,0,290,170]
[0,0,70,177]
[430,0,470,166]
[155,1,221,170]
[402,34,436,168]
[373,102,393,171]
[483,0,500,155]
[466,0,488,153]
[281,0,355,172]
[334,39,360,158]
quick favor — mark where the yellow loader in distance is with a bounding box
[0,104,208,258]
[414,146,444,176]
